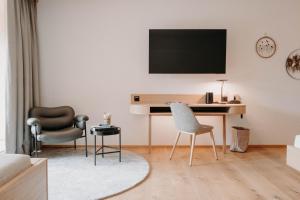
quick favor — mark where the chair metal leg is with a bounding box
[85,129,88,157]
[189,133,196,166]
[74,140,76,149]
[35,133,38,158]
[30,135,34,157]
[169,131,181,160]
[210,131,218,160]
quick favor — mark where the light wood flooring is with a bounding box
[109,147,300,200]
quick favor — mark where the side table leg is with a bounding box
[94,135,97,166]
[102,135,104,158]
[119,132,121,162]
[85,128,88,157]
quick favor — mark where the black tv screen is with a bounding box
[149,29,227,74]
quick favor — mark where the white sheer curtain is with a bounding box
[0,0,7,152]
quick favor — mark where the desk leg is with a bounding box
[222,115,227,154]
[148,114,152,154]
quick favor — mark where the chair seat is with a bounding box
[37,127,83,144]
[196,124,213,134]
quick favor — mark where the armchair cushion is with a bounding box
[37,127,83,144]
[29,106,75,130]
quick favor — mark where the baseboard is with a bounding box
[247,145,286,148]
[42,144,286,148]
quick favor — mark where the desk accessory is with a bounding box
[217,79,228,102]
[228,100,241,104]
[234,95,241,101]
[229,95,241,104]
[205,92,214,104]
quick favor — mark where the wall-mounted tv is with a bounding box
[149,29,227,74]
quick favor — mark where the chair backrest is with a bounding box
[29,106,75,130]
[170,102,200,133]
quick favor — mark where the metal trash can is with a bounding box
[230,126,250,153]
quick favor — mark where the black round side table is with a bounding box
[90,125,121,166]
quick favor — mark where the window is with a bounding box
[0,0,7,152]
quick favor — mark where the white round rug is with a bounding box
[40,148,150,200]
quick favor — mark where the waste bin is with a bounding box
[230,126,250,153]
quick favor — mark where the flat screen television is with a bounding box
[149,29,227,74]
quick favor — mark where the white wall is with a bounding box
[37,0,300,146]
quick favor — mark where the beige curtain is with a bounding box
[6,0,40,154]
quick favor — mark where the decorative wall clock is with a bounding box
[286,49,300,80]
[256,36,276,58]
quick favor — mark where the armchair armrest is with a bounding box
[74,115,89,130]
[74,115,89,122]
[27,118,42,135]
[27,118,40,126]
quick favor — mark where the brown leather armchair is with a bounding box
[27,106,89,157]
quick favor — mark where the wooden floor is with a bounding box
[109,147,300,200]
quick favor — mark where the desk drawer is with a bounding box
[150,106,229,113]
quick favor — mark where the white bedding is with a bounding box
[0,154,31,187]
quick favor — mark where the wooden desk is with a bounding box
[130,94,246,153]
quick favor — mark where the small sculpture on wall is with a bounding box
[286,49,300,80]
[256,36,276,58]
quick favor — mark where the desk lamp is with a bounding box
[217,79,228,103]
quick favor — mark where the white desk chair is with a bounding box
[169,102,218,166]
